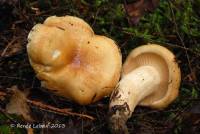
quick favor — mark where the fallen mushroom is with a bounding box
[27,16,122,105]
[108,44,181,134]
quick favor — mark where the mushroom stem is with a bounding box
[109,65,161,134]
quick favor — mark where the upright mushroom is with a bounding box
[108,44,181,134]
[27,16,122,105]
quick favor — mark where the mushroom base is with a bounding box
[109,65,161,134]
[108,108,129,134]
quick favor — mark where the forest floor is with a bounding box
[0,0,200,134]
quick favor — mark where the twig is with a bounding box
[116,17,200,57]
[29,1,38,6]
[121,29,200,56]
[1,37,18,57]
[0,91,6,96]
[150,40,200,57]
[0,76,27,81]
[134,109,180,116]
[0,91,95,120]
[165,101,192,125]
[119,40,129,49]
[167,1,193,72]
[92,8,101,27]
[27,99,95,120]
[34,7,59,16]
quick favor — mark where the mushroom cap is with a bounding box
[123,44,181,109]
[27,16,122,105]
[44,16,94,44]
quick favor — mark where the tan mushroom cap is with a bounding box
[27,16,122,105]
[123,44,181,109]
[44,16,94,44]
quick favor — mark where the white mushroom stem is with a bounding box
[109,65,161,134]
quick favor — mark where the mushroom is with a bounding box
[108,44,181,134]
[27,16,122,105]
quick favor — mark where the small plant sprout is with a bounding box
[27,16,122,105]
[108,44,181,134]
